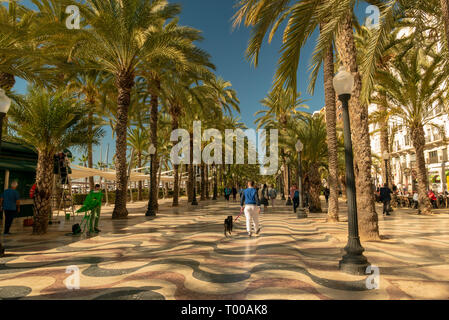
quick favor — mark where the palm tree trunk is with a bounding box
[322,30,339,222]
[188,136,194,202]
[200,163,206,200]
[379,100,393,189]
[137,152,142,201]
[112,72,133,219]
[0,72,15,91]
[33,151,54,234]
[157,159,163,201]
[173,163,179,206]
[87,109,95,191]
[149,82,160,212]
[170,109,180,206]
[411,125,433,215]
[308,163,323,213]
[205,165,210,199]
[336,13,379,240]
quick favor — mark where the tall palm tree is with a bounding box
[127,126,150,201]
[0,1,47,91]
[66,69,107,190]
[256,88,307,200]
[233,0,340,221]
[70,0,182,218]
[374,45,447,215]
[8,87,102,234]
[288,113,328,213]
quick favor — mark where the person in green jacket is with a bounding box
[77,184,103,233]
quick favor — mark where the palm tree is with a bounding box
[289,113,328,213]
[233,0,341,221]
[66,69,107,190]
[8,87,102,234]
[70,0,182,218]
[0,1,47,91]
[374,45,447,215]
[256,88,307,200]
[127,126,150,201]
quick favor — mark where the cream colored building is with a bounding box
[369,104,449,193]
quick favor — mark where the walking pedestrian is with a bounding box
[268,185,277,208]
[379,183,392,216]
[240,181,261,237]
[232,186,237,202]
[290,184,299,213]
[413,191,419,209]
[0,181,21,235]
[224,186,232,202]
[324,187,330,205]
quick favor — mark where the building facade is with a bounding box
[369,104,449,193]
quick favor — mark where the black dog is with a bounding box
[224,216,233,237]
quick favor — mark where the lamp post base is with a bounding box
[0,245,4,257]
[191,197,198,205]
[338,238,370,275]
[286,197,292,206]
[297,208,307,219]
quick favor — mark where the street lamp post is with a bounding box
[280,167,286,200]
[212,164,218,200]
[333,67,370,275]
[192,165,198,205]
[145,144,156,216]
[0,89,11,257]
[296,140,307,218]
[285,163,292,206]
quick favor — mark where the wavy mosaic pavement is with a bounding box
[1,198,449,300]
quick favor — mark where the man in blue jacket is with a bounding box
[240,181,261,237]
[0,181,21,235]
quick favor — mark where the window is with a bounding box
[429,151,438,164]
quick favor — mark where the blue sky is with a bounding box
[13,0,371,165]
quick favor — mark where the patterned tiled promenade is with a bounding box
[0,197,449,300]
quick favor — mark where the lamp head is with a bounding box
[382,152,390,160]
[148,144,156,155]
[0,89,11,114]
[295,140,303,152]
[333,67,354,96]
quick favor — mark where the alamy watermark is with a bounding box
[65,265,80,290]
[365,5,380,30]
[365,265,380,290]
[65,5,80,30]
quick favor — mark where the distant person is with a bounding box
[379,183,392,216]
[268,185,277,208]
[324,187,330,205]
[413,191,419,209]
[261,184,269,210]
[232,186,237,202]
[0,181,21,235]
[290,184,299,213]
[428,190,437,208]
[240,181,261,237]
[224,186,232,202]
